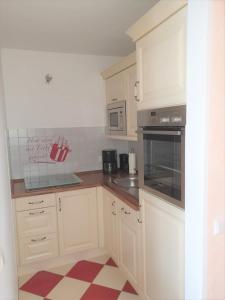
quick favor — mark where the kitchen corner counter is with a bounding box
[11,170,139,210]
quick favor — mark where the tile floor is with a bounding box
[19,255,141,300]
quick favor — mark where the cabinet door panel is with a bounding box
[126,65,137,137]
[141,191,184,300]
[57,188,98,256]
[103,189,119,263]
[106,72,126,103]
[119,217,139,285]
[137,7,187,110]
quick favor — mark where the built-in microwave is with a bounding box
[107,100,127,136]
[137,105,186,209]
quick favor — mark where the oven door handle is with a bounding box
[136,129,182,136]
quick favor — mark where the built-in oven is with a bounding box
[107,100,126,136]
[137,106,186,209]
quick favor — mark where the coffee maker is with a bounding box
[102,149,117,174]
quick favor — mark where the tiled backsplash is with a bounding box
[8,127,130,179]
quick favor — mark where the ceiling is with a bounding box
[0,0,158,56]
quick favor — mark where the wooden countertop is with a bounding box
[11,171,139,210]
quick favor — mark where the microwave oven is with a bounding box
[107,100,127,136]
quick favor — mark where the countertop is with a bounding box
[11,170,139,210]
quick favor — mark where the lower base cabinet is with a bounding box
[103,188,119,264]
[140,189,185,300]
[57,188,99,256]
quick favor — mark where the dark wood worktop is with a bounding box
[11,170,139,210]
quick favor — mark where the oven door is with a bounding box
[138,127,185,208]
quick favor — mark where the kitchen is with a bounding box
[0,1,224,300]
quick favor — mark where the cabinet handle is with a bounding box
[112,201,116,207]
[31,236,47,242]
[29,210,45,216]
[137,204,142,224]
[134,81,140,102]
[124,211,131,215]
[111,98,118,102]
[58,197,62,212]
[112,211,116,216]
[28,200,44,205]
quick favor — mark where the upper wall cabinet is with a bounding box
[127,0,187,110]
[101,52,138,141]
[105,72,126,104]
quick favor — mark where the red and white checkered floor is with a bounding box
[19,255,141,300]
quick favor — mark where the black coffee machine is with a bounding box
[102,149,117,174]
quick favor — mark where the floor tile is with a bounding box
[47,277,89,300]
[93,265,127,290]
[122,281,138,294]
[106,257,118,267]
[88,254,110,265]
[81,283,121,300]
[20,271,63,297]
[66,260,103,282]
[48,263,74,276]
[118,292,142,300]
[19,290,43,300]
[18,273,34,288]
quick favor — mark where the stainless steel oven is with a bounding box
[137,106,186,209]
[107,100,126,136]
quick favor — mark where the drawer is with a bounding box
[15,194,56,212]
[17,207,57,238]
[18,233,58,265]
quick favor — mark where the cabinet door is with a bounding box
[140,190,184,300]
[57,188,98,256]
[136,7,187,110]
[103,189,119,263]
[125,65,138,137]
[118,202,140,288]
[105,72,126,103]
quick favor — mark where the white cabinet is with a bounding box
[125,65,138,137]
[140,189,184,300]
[16,194,58,265]
[118,201,141,289]
[102,52,138,140]
[57,188,99,256]
[136,7,187,110]
[105,72,126,104]
[103,188,119,264]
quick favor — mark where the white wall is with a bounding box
[186,1,225,299]
[0,57,18,299]
[1,49,120,128]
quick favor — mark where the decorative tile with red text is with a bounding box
[19,255,141,300]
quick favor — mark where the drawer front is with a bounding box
[17,207,57,238]
[19,233,58,265]
[16,194,56,212]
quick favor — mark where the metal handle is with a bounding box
[29,210,45,216]
[112,201,116,206]
[58,197,62,212]
[137,129,182,136]
[137,218,142,224]
[124,211,131,215]
[31,236,47,242]
[28,200,44,205]
[112,211,116,216]
[134,81,140,102]
[111,98,118,102]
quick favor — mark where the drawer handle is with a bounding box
[124,211,131,215]
[112,201,116,206]
[29,210,45,216]
[28,200,44,205]
[112,212,116,216]
[137,218,142,224]
[111,98,118,102]
[31,237,47,243]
